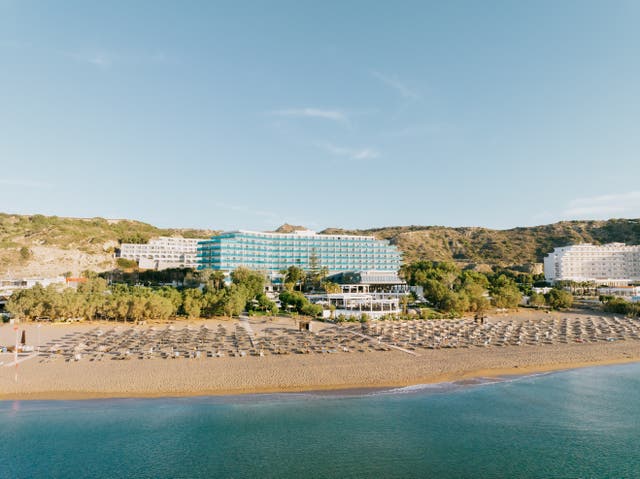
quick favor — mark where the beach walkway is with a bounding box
[3,353,38,368]
[239,315,256,348]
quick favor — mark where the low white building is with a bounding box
[310,291,404,319]
[0,277,66,296]
[306,270,408,319]
[543,243,640,286]
[598,286,640,299]
[118,237,205,270]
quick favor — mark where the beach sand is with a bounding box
[1,311,639,400]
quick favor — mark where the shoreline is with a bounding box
[3,311,640,402]
[2,355,639,402]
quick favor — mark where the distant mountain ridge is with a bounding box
[1,213,639,277]
[320,219,640,266]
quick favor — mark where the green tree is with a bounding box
[322,282,342,294]
[190,269,226,290]
[247,292,278,314]
[423,279,450,309]
[305,250,328,291]
[157,285,182,316]
[441,291,470,315]
[463,282,490,313]
[529,292,546,308]
[77,277,108,320]
[284,266,305,291]
[6,284,47,320]
[301,302,323,317]
[490,275,522,308]
[546,288,573,309]
[219,285,249,317]
[435,262,460,290]
[182,288,204,319]
[459,270,490,290]
[142,294,174,321]
[231,267,265,298]
[279,290,308,312]
[601,297,639,316]
[210,271,226,291]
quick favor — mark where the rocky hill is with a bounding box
[1,213,639,277]
[273,223,308,233]
[321,219,640,267]
[0,213,217,278]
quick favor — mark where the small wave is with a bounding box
[369,382,469,396]
[369,372,561,397]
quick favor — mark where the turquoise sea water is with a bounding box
[2,364,640,478]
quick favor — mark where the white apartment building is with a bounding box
[0,277,66,296]
[118,237,205,270]
[544,243,640,286]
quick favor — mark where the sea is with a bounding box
[2,363,640,478]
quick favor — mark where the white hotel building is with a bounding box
[118,237,205,270]
[544,243,640,286]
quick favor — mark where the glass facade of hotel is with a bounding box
[197,230,401,273]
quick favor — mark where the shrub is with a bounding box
[116,258,138,269]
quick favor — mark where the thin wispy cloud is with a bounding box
[66,51,114,69]
[319,143,380,161]
[271,108,348,123]
[562,191,640,218]
[0,179,52,188]
[3,41,169,69]
[372,71,420,100]
[1,41,115,68]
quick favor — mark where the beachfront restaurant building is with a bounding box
[197,229,401,274]
[306,271,408,319]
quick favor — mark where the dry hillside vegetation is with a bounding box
[0,214,217,277]
[1,213,639,277]
[322,219,640,265]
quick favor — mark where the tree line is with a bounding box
[6,261,585,323]
[600,296,640,317]
[6,268,278,322]
[401,261,573,315]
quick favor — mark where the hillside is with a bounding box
[0,214,217,278]
[274,223,308,233]
[1,213,639,278]
[321,219,640,266]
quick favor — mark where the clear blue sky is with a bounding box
[1,1,639,231]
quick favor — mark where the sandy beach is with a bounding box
[1,310,640,400]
